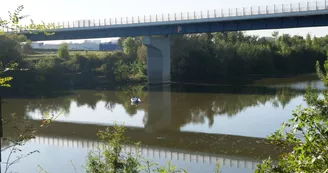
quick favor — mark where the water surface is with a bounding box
[1,77,323,173]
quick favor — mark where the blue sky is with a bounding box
[2,0,328,43]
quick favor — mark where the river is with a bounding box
[0,76,324,173]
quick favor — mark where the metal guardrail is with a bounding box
[46,0,328,28]
[3,0,328,32]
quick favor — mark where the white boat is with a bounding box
[131,97,141,104]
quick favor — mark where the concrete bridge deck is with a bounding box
[7,0,328,41]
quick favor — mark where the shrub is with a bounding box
[34,57,64,74]
[255,60,328,172]
[57,43,70,59]
[21,41,33,55]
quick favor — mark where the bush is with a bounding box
[0,35,22,68]
[255,60,328,172]
[84,124,221,173]
[137,45,147,63]
[85,125,141,173]
[113,59,130,82]
[34,57,64,74]
[21,41,33,55]
[57,43,70,59]
[64,53,87,72]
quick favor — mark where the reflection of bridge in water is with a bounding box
[4,119,281,162]
[2,84,293,171]
[28,135,262,170]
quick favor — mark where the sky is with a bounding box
[1,0,328,44]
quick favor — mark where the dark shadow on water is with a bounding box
[169,83,305,95]
[0,72,321,99]
[0,89,76,99]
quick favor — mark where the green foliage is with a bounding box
[0,77,13,87]
[2,112,61,173]
[64,53,92,73]
[57,43,70,59]
[113,59,130,81]
[0,4,58,90]
[117,37,126,48]
[153,161,187,173]
[21,40,33,54]
[255,60,328,172]
[9,31,328,88]
[34,57,64,74]
[171,32,326,84]
[123,37,141,58]
[85,124,222,173]
[137,45,147,63]
[0,5,61,173]
[85,124,141,173]
[214,162,222,173]
[0,5,57,35]
[0,35,23,67]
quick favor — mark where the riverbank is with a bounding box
[21,31,327,89]
[171,73,319,87]
[0,72,318,100]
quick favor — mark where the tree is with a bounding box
[117,37,127,48]
[122,37,141,58]
[137,45,147,63]
[272,31,279,39]
[306,33,312,48]
[0,5,59,173]
[0,35,22,68]
[21,40,33,54]
[57,42,70,59]
[256,60,328,173]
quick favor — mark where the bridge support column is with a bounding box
[142,36,171,85]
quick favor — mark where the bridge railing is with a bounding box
[3,0,328,32]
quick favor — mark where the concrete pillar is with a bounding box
[142,36,171,85]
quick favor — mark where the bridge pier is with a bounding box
[142,36,171,85]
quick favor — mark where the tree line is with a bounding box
[1,31,328,92]
[100,31,328,84]
[172,32,327,83]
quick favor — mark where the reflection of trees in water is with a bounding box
[94,86,148,116]
[26,97,71,116]
[169,87,302,129]
[72,90,102,109]
[5,85,303,130]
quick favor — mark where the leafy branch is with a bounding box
[0,5,58,36]
[1,112,61,173]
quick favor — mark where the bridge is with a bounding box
[18,0,328,40]
[14,1,328,84]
